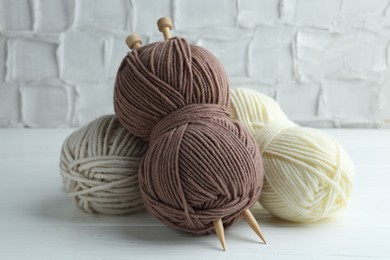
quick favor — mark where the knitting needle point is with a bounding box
[213,219,226,251]
[125,33,142,49]
[157,17,173,41]
[243,209,267,244]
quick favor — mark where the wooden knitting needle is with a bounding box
[157,17,173,40]
[243,209,267,244]
[156,16,232,251]
[126,33,142,50]
[213,209,266,250]
[213,219,226,251]
[154,16,267,249]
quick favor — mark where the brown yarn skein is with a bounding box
[114,37,264,234]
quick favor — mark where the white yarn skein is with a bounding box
[60,115,147,215]
[229,88,354,222]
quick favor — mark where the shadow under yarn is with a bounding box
[114,37,264,234]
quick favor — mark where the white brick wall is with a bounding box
[0,0,389,128]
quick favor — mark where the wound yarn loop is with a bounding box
[255,120,297,154]
[114,38,263,234]
[60,115,147,215]
[229,88,354,223]
[115,39,229,140]
[139,116,261,233]
[149,104,230,143]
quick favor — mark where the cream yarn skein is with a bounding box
[60,115,147,215]
[229,88,354,222]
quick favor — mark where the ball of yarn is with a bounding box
[60,115,147,215]
[114,38,264,234]
[229,88,354,222]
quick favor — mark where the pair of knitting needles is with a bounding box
[125,17,267,251]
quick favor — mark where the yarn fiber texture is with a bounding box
[229,88,355,223]
[60,115,147,215]
[114,37,264,234]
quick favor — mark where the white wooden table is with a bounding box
[0,129,389,260]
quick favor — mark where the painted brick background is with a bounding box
[0,0,389,128]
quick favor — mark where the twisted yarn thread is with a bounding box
[60,115,147,215]
[114,37,264,234]
[229,88,354,222]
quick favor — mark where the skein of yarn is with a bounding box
[60,115,147,215]
[114,30,264,234]
[229,88,354,222]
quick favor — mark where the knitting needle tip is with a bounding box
[243,209,267,244]
[213,219,226,251]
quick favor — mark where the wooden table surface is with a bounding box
[0,129,389,260]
